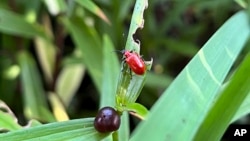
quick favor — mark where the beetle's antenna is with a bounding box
[112,49,125,54]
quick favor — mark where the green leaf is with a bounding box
[34,37,55,83]
[55,56,85,107]
[100,34,120,107]
[17,51,56,122]
[34,14,56,83]
[130,10,250,141]
[48,93,69,121]
[115,66,148,106]
[232,91,250,122]
[235,0,248,8]
[118,1,135,20]
[0,9,48,39]
[75,0,110,24]
[62,17,103,93]
[0,100,22,131]
[194,53,250,140]
[125,103,148,120]
[115,0,152,108]
[0,118,110,141]
[125,0,148,52]
[118,112,130,141]
[43,0,67,16]
[101,34,130,141]
[26,119,42,128]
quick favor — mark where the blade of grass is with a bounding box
[130,10,250,141]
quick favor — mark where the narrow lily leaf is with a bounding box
[116,61,152,106]
[0,100,22,131]
[17,51,55,122]
[75,0,110,24]
[62,17,103,93]
[130,10,250,141]
[194,53,250,140]
[118,112,130,141]
[101,34,130,141]
[0,9,47,39]
[125,0,148,52]
[232,91,250,122]
[126,103,148,120]
[25,119,42,128]
[119,1,134,20]
[34,15,56,83]
[34,37,55,83]
[235,0,248,8]
[116,0,151,108]
[100,34,120,107]
[115,65,148,106]
[43,0,67,16]
[48,92,69,121]
[55,58,85,107]
[0,118,110,141]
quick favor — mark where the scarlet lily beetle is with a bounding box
[122,50,146,75]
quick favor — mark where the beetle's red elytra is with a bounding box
[123,50,146,75]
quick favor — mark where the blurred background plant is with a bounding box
[0,0,250,139]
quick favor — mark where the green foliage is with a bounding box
[0,118,110,141]
[0,0,250,141]
[130,10,250,141]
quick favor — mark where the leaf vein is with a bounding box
[198,50,221,86]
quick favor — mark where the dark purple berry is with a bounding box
[94,106,121,133]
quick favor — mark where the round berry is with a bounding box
[94,106,121,133]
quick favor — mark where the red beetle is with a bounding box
[122,50,146,75]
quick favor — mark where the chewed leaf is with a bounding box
[125,0,148,53]
[145,58,153,71]
[116,0,150,109]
